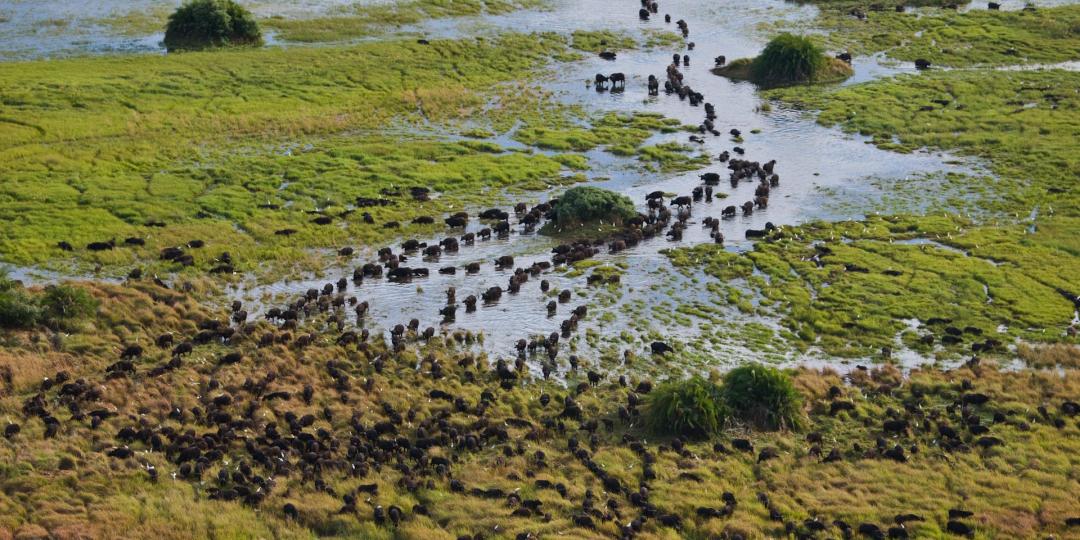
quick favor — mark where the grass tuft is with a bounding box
[645,375,728,438]
[723,364,804,431]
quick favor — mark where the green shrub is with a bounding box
[0,270,38,328]
[0,272,15,294]
[39,285,98,330]
[723,364,804,431]
[0,289,40,329]
[751,33,825,84]
[644,376,728,438]
[164,0,263,52]
[552,186,636,227]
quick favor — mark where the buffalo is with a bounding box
[650,341,674,355]
[609,72,626,90]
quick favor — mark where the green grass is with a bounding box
[669,215,1078,357]
[768,69,1080,217]
[645,375,728,438]
[712,33,851,87]
[0,30,687,278]
[709,9,1078,357]
[636,142,712,172]
[0,32,602,276]
[512,112,686,153]
[789,0,969,9]
[263,0,548,42]
[808,4,1080,67]
[95,6,173,36]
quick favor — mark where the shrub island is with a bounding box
[539,186,639,239]
[163,0,263,52]
[713,33,852,87]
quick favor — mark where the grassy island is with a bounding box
[713,33,852,87]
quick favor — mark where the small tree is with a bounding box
[751,33,825,84]
[723,364,804,431]
[645,376,728,438]
[164,0,263,52]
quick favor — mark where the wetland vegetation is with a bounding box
[1,0,1078,538]
[163,0,263,52]
[713,34,853,87]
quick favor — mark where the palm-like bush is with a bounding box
[39,285,99,330]
[723,364,804,431]
[751,33,825,84]
[645,376,728,438]
[164,0,263,52]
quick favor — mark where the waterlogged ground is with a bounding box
[1,0,997,369]
[2,0,1080,539]
[0,0,522,59]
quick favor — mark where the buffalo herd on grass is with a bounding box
[7,294,1079,539]
[22,0,1080,537]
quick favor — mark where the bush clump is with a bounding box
[722,364,804,431]
[39,285,99,330]
[0,273,97,330]
[550,186,636,228]
[0,274,40,328]
[713,33,850,87]
[164,0,263,52]
[645,376,728,438]
[751,34,826,84]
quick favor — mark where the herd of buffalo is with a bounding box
[13,2,1080,538]
[7,280,1079,538]
[46,0,1011,372]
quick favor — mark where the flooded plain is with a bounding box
[2,0,981,370]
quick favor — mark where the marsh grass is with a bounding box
[756,64,1080,356]
[810,4,1080,67]
[1018,343,1080,369]
[722,364,804,431]
[0,32,648,277]
[669,215,1078,356]
[645,376,727,438]
[714,34,852,87]
[264,0,549,42]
